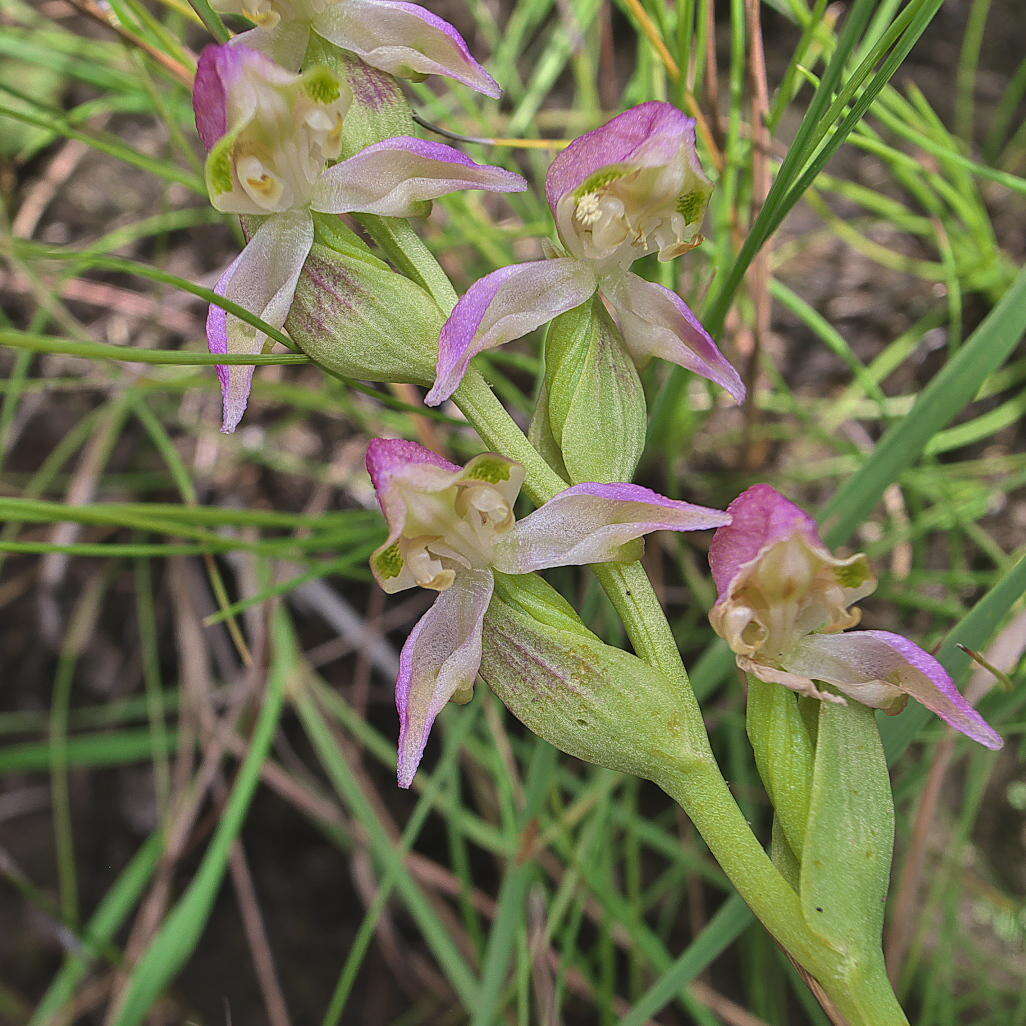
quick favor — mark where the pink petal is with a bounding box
[314,0,500,98]
[366,437,461,494]
[193,44,236,150]
[604,273,745,404]
[207,209,314,432]
[396,569,494,787]
[783,631,1003,750]
[366,439,463,590]
[427,258,598,406]
[708,484,821,599]
[491,481,729,573]
[311,136,526,217]
[545,102,694,213]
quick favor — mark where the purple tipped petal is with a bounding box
[545,102,693,212]
[193,44,235,150]
[314,0,500,98]
[193,43,296,151]
[396,569,494,787]
[604,273,745,404]
[206,209,314,432]
[427,258,598,406]
[366,438,464,590]
[311,136,526,217]
[366,437,460,498]
[491,481,729,574]
[784,631,1003,750]
[708,484,821,599]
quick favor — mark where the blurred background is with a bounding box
[0,0,1024,1023]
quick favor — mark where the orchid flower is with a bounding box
[194,44,525,432]
[212,0,500,96]
[709,484,1003,749]
[366,438,730,785]
[426,102,744,407]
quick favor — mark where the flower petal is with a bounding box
[314,0,500,98]
[708,484,821,599]
[311,136,526,216]
[396,568,494,787]
[365,441,526,593]
[491,482,729,574]
[366,437,461,568]
[226,23,312,72]
[545,101,694,213]
[427,258,598,406]
[207,209,314,432]
[193,43,240,150]
[783,630,1003,750]
[604,273,745,403]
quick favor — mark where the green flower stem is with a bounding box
[659,764,909,1026]
[373,230,907,1023]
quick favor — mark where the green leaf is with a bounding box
[800,698,894,961]
[746,677,816,864]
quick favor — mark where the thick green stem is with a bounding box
[659,764,908,1026]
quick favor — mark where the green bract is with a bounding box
[530,298,646,485]
[287,231,442,386]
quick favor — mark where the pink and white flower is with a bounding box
[426,102,743,407]
[709,484,1003,750]
[212,0,500,96]
[366,438,730,785]
[194,44,525,431]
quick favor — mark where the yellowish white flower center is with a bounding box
[215,64,349,214]
[397,479,515,591]
[562,160,710,270]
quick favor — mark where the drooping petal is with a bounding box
[604,273,745,404]
[545,101,693,212]
[708,484,822,599]
[311,136,526,217]
[395,568,494,787]
[781,630,1003,750]
[491,482,729,574]
[207,209,314,432]
[314,0,500,98]
[427,258,598,406]
[227,22,312,72]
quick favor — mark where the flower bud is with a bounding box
[286,240,442,385]
[479,574,708,780]
[529,298,646,485]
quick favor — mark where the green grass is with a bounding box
[1,0,1024,1023]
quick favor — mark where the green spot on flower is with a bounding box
[676,190,706,224]
[207,142,234,196]
[303,67,341,105]
[374,543,404,579]
[574,166,629,198]
[835,560,869,588]
[464,456,511,484]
